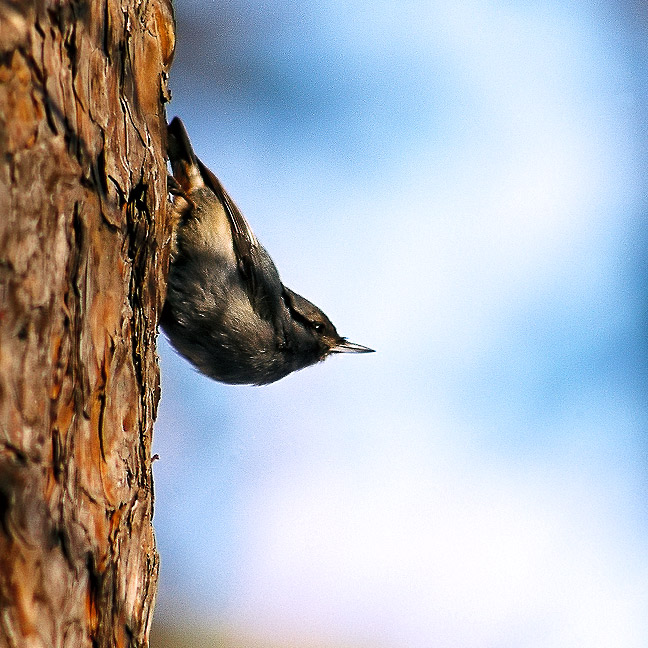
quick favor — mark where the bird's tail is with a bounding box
[167,117,203,192]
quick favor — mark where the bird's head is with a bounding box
[282,287,374,362]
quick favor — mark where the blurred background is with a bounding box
[151,1,647,646]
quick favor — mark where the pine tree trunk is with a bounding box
[0,0,175,645]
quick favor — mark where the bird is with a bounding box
[161,117,374,385]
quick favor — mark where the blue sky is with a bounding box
[153,1,647,646]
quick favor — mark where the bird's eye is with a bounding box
[312,322,324,333]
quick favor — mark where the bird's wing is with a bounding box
[197,159,258,259]
[197,159,280,322]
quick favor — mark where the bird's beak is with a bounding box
[330,339,375,354]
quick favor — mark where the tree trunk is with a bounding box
[0,0,175,646]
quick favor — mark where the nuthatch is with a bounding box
[161,117,374,385]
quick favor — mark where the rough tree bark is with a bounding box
[0,0,175,646]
